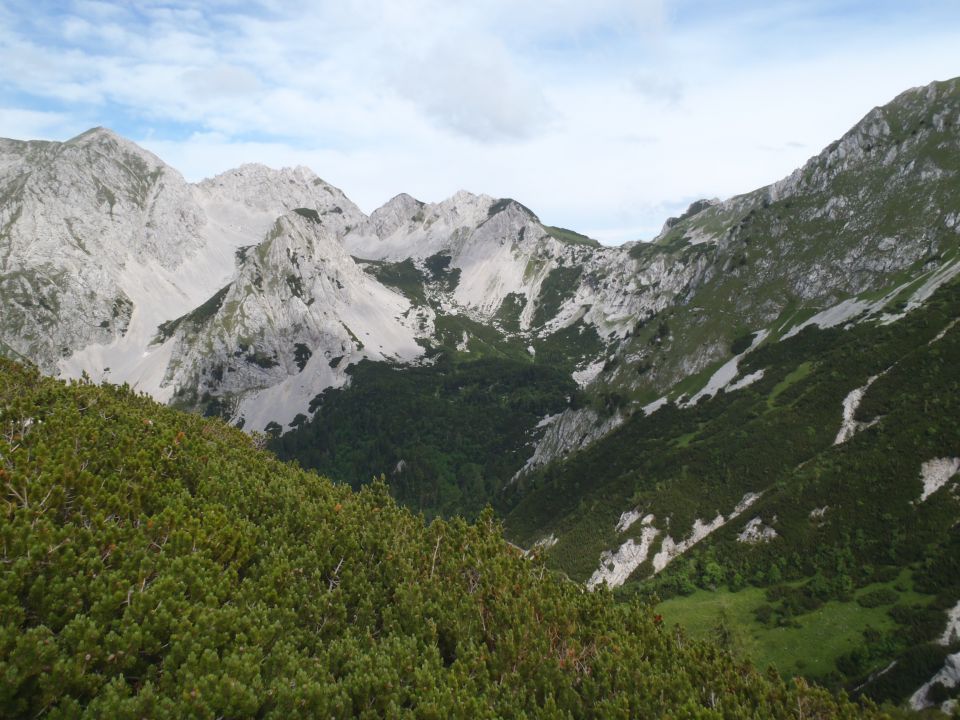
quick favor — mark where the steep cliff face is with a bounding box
[160,210,426,431]
[0,128,206,373]
[0,130,409,425]
[586,78,960,397]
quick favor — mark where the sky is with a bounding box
[1,1,958,244]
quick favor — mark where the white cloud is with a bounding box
[387,36,552,141]
[182,65,262,100]
[1,1,959,242]
[630,73,684,105]
[0,108,91,141]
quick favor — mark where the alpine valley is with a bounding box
[2,77,960,715]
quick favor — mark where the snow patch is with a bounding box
[918,457,960,503]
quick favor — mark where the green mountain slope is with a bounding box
[269,356,578,520]
[595,78,960,407]
[0,358,883,717]
[268,78,960,519]
[503,273,960,705]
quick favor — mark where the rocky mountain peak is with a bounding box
[658,198,720,236]
[66,125,125,145]
[771,76,959,201]
[193,162,366,242]
[438,189,497,219]
[368,192,425,237]
[60,126,170,177]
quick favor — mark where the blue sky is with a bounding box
[1,1,958,243]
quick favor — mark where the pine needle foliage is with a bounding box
[0,359,881,718]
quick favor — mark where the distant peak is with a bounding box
[452,189,481,203]
[369,193,427,234]
[486,197,539,222]
[381,193,424,210]
[211,163,323,185]
[66,126,123,144]
[662,198,719,231]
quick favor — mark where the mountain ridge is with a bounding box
[3,77,959,456]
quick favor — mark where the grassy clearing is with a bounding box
[767,361,814,407]
[672,428,700,448]
[544,225,601,248]
[657,568,936,680]
[657,586,900,678]
[358,258,427,305]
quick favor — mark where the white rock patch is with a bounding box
[781,297,880,340]
[781,282,909,341]
[918,458,960,503]
[728,369,765,392]
[587,521,659,590]
[652,517,724,573]
[733,492,763,515]
[572,359,606,388]
[737,517,778,544]
[535,413,561,429]
[615,509,647,534]
[910,652,960,711]
[684,331,769,407]
[642,396,669,416]
[929,318,959,345]
[908,597,960,710]
[651,492,761,574]
[515,407,624,478]
[881,259,960,325]
[533,534,558,551]
[834,373,885,445]
[939,600,960,646]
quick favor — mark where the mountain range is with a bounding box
[2,77,959,711]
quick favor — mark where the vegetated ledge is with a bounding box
[152,282,231,344]
[0,356,882,718]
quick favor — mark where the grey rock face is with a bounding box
[1,77,958,458]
